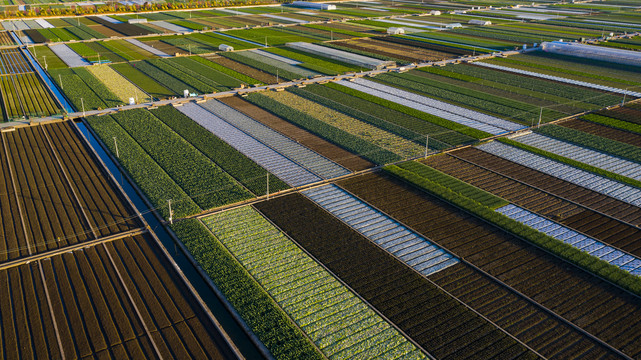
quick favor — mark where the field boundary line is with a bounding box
[40,124,100,239]
[1,132,34,255]
[0,227,148,272]
[375,169,637,358]
[299,184,547,360]
[37,260,66,359]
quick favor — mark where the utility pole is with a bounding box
[266,173,269,200]
[81,98,85,117]
[59,74,63,89]
[113,137,119,157]
[168,200,173,224]
[537,107,543,127]
[276,69,279,84]
[425,135,429,158]
[622,93,627,106]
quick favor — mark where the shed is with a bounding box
[468,19,492,26]
[219,44,234,52]
[387,27,405,35]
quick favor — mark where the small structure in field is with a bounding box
[291,1,336,10]
[219,44,234,52]
[387,27,405,35]
[468,19,492,26]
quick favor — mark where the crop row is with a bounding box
[246,92,400,165]
[177,102,321,187]
[146,58,218,94]
[289,85,428,146]
[0,73,59,119]
[86,114,199,219]
[490,52,641,88]
[170,57,243,88]
[110,108,252,210]
[259,90,422,159]
[476,62,641,99]
[1,234,230,358]
[481,139,641,211]
[254,192,535,359]
[384,162,641,294]
[190,55,262,85]
[222,51,305,81]
[294,83,474,148]
[109,62,173,99]
[0,122,139,261]
[150,104,289,195]
[582,113,641,136]
[170,219,324,360]
[302,184,460,275]
[200,99,349,179]
[444,147,641,257]
[417,65,580,117]
[325,81,489,140]
[337,172,641,358]
[87,65,150,104]
[447,63,621,108]
[340,78,521,135]
[514,132,641,182]
[203,206,425,359]
[498,204,641,275]
[595,105,641,125]
[537,124,641,164]
[219,96,374,172]
[562,117,641,147]
[0,49,31,75]
[382,71,534,123]
[396,161,508,209]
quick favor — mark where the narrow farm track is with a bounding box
[0,234,233,359]
[254,193,541,360]
[421,153,641,257]
[560,118,641,147]
[451,148,641,227]
[219,96,374,171]
[337,173,641,359]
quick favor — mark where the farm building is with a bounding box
[128,18,148,24]
[469,19,492,26]
[445,23,463,29]
[387,27,405,35]
[542,41,641,67]
[429,10,441,15]
[291,1,336,10]
[287,42,395,69]
[219,44,234,52]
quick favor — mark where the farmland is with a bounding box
[5,1,641,358]
[0,121,237,359]
[0,121,139,261]
[337,172,641,358]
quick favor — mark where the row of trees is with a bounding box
[1,0,280,19]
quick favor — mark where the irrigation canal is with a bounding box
[75,121,269,360]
